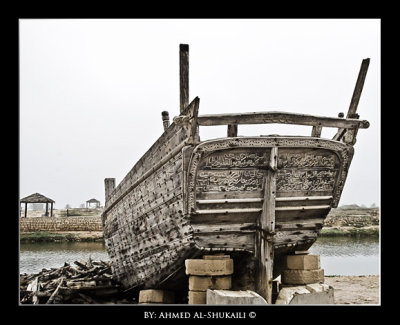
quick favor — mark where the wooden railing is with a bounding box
[196,111,369,144]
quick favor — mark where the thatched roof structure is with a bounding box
[20,193,55,203]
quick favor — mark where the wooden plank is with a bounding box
[256,146,277,303]
[197,111,369,129]
[197,198,263,204]
[275,205,331,211]
[191,212,258,225]
[180,44,189,114]
[191,223,255,233]
[273,230,318,245]
[194,232,255,251]
[275,196,332,202]
[275,221,324,231]
[195,208,262,214]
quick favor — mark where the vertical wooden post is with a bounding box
[256,147,278,304]
[180,44,189,114]
[45,202,49,217]
[24,202,27,218]
[105,178,116,202]
[161,111,170,131]
[227,124,238,137]
[311,125,322,138]
[50,202,53,217]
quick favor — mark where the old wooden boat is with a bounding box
[102,44,370,302]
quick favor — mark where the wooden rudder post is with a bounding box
[256,146,278,303]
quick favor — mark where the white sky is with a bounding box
[19,19,380,209]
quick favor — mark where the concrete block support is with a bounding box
[138,289,175,304]
[188,291,207,304]
[189,276,232,291]
[186,255,233,304]
[185,259,233,276]
[206,290,268,305]
[286,254,321,270]
[275,283,334,304]
[282,269,324,285]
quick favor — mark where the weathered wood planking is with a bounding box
[197,111,369,129]
[186,136,351,272]
[103,150,192,289]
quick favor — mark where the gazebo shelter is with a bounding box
[86,198,100,208]
[20,193,55,218]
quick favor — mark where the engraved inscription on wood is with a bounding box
[202,151,266,169]
[196,170,264,192]
[277,149,339,193]
[278,153,336,168]
[277,170,337,191]
[196,149,267,193]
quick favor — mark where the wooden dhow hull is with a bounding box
[102,45,370,301]
[102,129,354,292]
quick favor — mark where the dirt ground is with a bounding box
[325,275,380,304]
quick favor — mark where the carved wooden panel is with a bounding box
[194,148,268,197]
[276,148,340,195]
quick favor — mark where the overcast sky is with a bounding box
[19,19,380,209]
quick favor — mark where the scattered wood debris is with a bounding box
[20,258,136,304]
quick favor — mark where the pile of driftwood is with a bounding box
[20,259,135,304]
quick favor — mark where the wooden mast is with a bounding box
[180,44,189,114]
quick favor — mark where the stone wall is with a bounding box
[20,216,103,232]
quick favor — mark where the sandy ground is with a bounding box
[325,276,380,304]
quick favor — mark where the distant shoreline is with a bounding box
[20,231,104,243]
[19,207,379,242]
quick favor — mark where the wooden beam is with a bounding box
[180,44,189,114]
[256,147,277,303]
[45,202,49,217]
[347,58,370,118]
[50,202,53,217]
[333,58,370,142]
[24,202,27,218]
[197,111,369,129]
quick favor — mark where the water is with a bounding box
[19,237,379,276]
[19,242,109,274]
[309,236,380,276]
